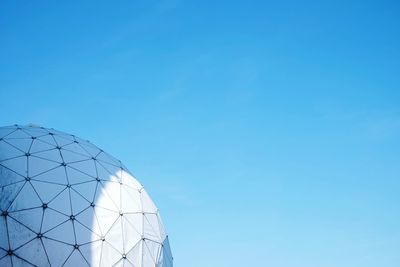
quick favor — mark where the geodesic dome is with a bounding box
[0,125,173,267]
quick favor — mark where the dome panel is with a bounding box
[0,125,173,267]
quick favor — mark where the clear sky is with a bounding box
[1,1,400,266]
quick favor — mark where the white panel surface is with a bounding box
[0,125,173,267]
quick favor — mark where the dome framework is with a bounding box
[0,125,173,267]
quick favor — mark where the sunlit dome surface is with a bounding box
[0,125,173,267]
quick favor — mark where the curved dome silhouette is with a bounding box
[0,125,173,267]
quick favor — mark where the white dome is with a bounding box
[0,125,173,267]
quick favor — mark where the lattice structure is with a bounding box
[0,125,173,267]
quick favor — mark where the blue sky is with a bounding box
[1,1,400,266]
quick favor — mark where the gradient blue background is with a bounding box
[1,1,400,266]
